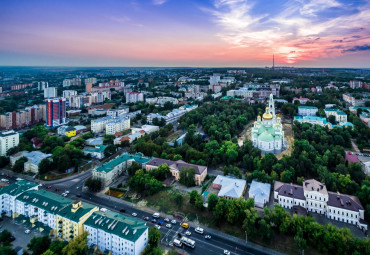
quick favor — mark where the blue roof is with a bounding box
[249,180,271,206]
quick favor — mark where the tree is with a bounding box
[243,208,259,238]
[38,158,53,175]
[61,231,88,255]
[179,167,196,187]
[207,193,218,211]
[258,219,271,241]
[0,156,9,168]
[0,246,16,255]
[189,190,198,204]
[328,115,336,124]
[28,236,51,255]
[195,194,203,210]
[12,156,27,173]
[104,144,117,158]
[48,240,66,255]
[0,229,12,246]
[85,178,102,192]
[174,193,184,208]
[148,226,161,247]
[294,228,308,254]
[103,134,115,145]
[127,161,140,176]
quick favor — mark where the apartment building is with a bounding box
[147,105,198,125]
[145,97,178,106]
[126,92,144,103]
[45,98,67,127]
[91,116,130,134]
[0,105,46,130]
[0,180,38,217]
[350,80,363,89]
[324,108,347,122]
[85,77,97,84]
[298,106,318,116]
[63,90,77,98]
[146,158,207,185]
[0,130,19,156]
[274,179,367,231]
[92,153,151,185]
[84,210,148,255]
[43,87,57,98]
[10,151,52,174]
[63,78,81,87]
[107,107,129,117]
[38,81,48,90]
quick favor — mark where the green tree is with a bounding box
[12,156,27,173]
[195,194,203,210]
[189,190,198,204]
[243,208,259,238]
[104,144,117,158]
[127,161,140,176]
[148,226,161,247]
[61,231,88,255]
[85,178,102,192]
[174,193,184,208]
[38,158,53,175]
[48,240,66,255]
[103,134,115,145]
[328,115,336,124]
[0,229,13,246]
[179,167,195,187]
[0,156,9,168]
[294,228,308,254]
[27,236,51,255]
[258,219,271,241]
[0,246,16,255]
[207,193,218,211]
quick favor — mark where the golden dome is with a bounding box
[266,107,270,110]
[276,123,280,126]
[262,113,273,120]
[277,117,281,120]
[254,121,258,124]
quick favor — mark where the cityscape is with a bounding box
[0,1,370,255]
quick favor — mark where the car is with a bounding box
[65,191,70,194]
[25,229,31,234]
[143,217,149,221]
[171,220,177,224]
[152,213,160,218]
[224,250,230,255]
[205,235,211,239]
[151,219,157,223]
[157,221,163,226]
[120,209,126,213]
[164,218,170,222]
[47,186,52,189]
[132,213,137,217]
[100,208,108,212]
[155,225,161,230]
[166,224,172,228]
[185,231,191,236]
[61,193,67,197]
[181,222,189,229]
[177,232,182,238]
[76,194,81,198]
[195,227,204,234]
[55,188,60,192]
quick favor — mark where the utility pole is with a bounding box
[245,230,248,244]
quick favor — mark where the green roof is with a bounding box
[337,111,346,115]
[96,153,151,173]
[298,106,318,109]
[17,190,72,214]
[57,201,96,223]
[325,108,339,112]
[84,145,107,153]
[66,126,75,131]
[84,210,147,242]
[258,132,274,142]
[0,180,38,197]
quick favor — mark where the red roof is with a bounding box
[345,152,360,163]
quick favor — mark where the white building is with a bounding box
[274,179,367,231]
[209,75,220,86]
[126,92,144,103]
[107,107,129,117]
[298,106,318,116]
[227,88,254,98]
[85,77,97,84]
[131,125,159,135]
[0,180,38,217]
[212,175,247,200]
[84,210,148,255]
[10,151,52,174]
[248,180,271,208]
[0,130,19,156]
[38,81,48,90]
[251,94,285,154]
[43,87,57,98]
[63,90,78,98]
[147,105,197,125]
[324,108,348,122]
[91,116,130,134]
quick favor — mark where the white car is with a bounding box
[100,208,108,212]
[25,229,31,234]
[65,191,70,194]
[164,218,170,222]
[166,224,172,228]
[132,213,137,217]
[205,235,211,239]
[195,227,204,234]
[152,213,160,218]
[155,225,161,230]
[224,250,230,255]
[185,231,191,236]
[171,220,177,224]
[61,193,67,197]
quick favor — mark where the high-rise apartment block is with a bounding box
[44,87,57,98]
[62,90,77,98]
[126,92,144,103]
[38,81,48,90]
[85,77,97,84]
[0,130,19,156]
[63,78,81,87]
[45,98,66,127]
[0,105,46,130]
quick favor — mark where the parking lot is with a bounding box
[1,217,44,250]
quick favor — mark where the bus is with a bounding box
[181,236,195,248]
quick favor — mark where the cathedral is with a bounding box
[251,94,285,154]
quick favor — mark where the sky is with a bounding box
[0,0,370,68]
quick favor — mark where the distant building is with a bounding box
[62,90,77,98]
[83,145,107,159]
[10,151,52,174]
[359,112,370,126]
[146,105,197,125]
[43,87,57,98]
[248,180,271,208]
[85,77,97,84]
[212,175,247,200]
[146,158,207,186]
[292,96,310,104]
[84,210,148,255]
[126,92,144,103]
[85,82,93,93]
[0,130,19,156]
[107,107,129,117]
[86,137,103,146]
[324,108,347,122]
[298,106,318,116]
[350,80,363,89]
[37,81,48,90]
[274,179,367,230]
[345,152,360,163]
[45,98,66,127]
[91,116,130,135]
[63,78,81,87]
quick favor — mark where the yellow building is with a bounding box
[56,201,97,241]
[65,127,77,137]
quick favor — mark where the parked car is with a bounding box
[151,219,157,223]
[47,186,52,189]
[166,224,172,228]
[61,193,67,197]
[155,225,161,230]
[205,235,211,239]
[25,229,31,234]
[157,221,163,226]
[164,218,170,222]
[143,217,149,221]
[171,220,177,224]
[152,213,160,218]
[224,250,230,255]
[55,188,60,192]
[100,208,108,212]
[132,213,137,217]
[76,194,81,197]
[185,231,191,236]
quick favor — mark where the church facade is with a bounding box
[251,94,285,154]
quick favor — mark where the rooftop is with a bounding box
[303,179,328,195]
[96,153,151,173]
[345,152,360,163]
[0,130,18,137]
[249,180,271,205]
[58,201,96,223]
[146,158,207,175]
[0,180,38,196]
[84,210,147,242]
[213,175,246,199]
[298,106,318,110]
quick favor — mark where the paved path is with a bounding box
[351,140,360,153]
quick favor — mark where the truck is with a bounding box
[181,236,195,248]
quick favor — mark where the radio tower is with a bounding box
[272,54,275,70]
